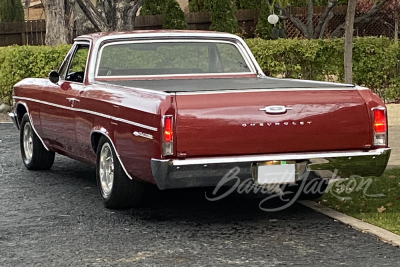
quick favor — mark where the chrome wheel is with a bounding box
[23,122,33,164]
[99,142,114,197]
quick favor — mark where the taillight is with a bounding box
[372,107,387,146]
[162,115,173,156]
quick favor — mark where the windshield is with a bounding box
[96,41,251,77]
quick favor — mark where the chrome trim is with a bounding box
[14,102,50,151]
[259,105,293,114]
[153,148,390,166]
[174,87,361,95]
[151,148,391,190]
[88,32,266,83]
[91,130,134,180]
[13,97,157,132]
[95,39,255,78]
[95,72,254,80]
[66,98,80,102]
[8,112,19,129]
[58,40,92,83]
[93,81,170,96]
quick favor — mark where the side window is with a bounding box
[58,53,72,80]
[65,44,89,83]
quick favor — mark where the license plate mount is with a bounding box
[253,161,296,185]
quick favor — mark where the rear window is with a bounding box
[96,41,251,77]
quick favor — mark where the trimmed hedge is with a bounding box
[0,45,71,105]
[245,37,400,100]
[1,37,399,105]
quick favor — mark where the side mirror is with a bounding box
[49,71,60,84]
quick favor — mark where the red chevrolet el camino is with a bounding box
[9,30,391,209]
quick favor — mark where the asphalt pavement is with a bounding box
[1,124,400,266]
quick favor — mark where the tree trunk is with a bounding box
[395,0,399,42]
[75,0,144,32]
[42,0,73,45]
[344,0,356,84]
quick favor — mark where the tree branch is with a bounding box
[307,0,313,37]
[129,0,145,28]
[313,0,337,38]
[75,0,109,32]
[331,0,390,37]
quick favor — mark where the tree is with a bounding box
[163,0,187,29]
[76,0,145,32]
[256,0,273,39]
[344,0,356,84]
[209,0,238,33]
[42,0,145,46]
[140,0,166,15]
[42,0,74,46]
[0,0,24,23]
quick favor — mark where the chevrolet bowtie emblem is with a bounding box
[259,105,293,114]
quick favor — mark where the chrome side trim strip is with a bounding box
[91,130,134,180]
[152,148,390,166]
[13,97,157,132]
[93,81,170,96]
[174,87,362,95]
[15,102,50,151]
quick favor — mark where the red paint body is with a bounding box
[12,31,388,186]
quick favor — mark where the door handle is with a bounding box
[66,98,80,107]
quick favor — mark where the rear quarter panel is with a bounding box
[79,84,174,183]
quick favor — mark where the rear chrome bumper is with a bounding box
[8,112,19,130]
[151,148,391,190]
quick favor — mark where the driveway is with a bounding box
[1,124,400,266]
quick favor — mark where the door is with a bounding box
[40,43,89,153]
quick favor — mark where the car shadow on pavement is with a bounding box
[44,156,303,224]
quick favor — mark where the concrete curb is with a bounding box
[299,200,400,248]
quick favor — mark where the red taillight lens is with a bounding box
[162,116,174,156]
[373,109,386,133]
[164,117,172,142]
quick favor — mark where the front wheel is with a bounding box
[96,136,151,209]
[20,113,55,170]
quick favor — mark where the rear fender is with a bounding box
[90,127,134,180]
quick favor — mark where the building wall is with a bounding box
[177,0,189,13]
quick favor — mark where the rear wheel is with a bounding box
[20,113,55,170]
[96,136,150,209]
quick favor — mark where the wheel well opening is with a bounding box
[16,104,27,124]
[91,133,103,153]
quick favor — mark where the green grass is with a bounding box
[318,168,400,235]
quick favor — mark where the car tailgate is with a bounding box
[174,89,371,157]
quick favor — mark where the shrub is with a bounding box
[209,0,238,34]
[0,45,71,105]
[245,37,400,101]
[1,37,399,104]
[163,0,187,29]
